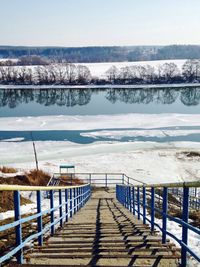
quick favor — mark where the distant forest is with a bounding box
[1,45,200,63]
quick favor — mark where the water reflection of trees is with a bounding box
[0,89,92,108]
[105,87,200,106]
[0,87,200,109]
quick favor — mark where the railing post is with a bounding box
[122,174,124,184]
[89,174,92,185]
[37,190,43,246]
[151,187,155,232]
[77,187,80,210]
[181,186,189,267]
[14,190,23,264]
[70,188,73,218]
[162,187,168,244]
[59,189,63,227]
[81,187,83,207]
[73,188,76,214]
[105,174,108,188]
[132,187,135,215]
[71,173,73,185]
[65,189,68,222]
[128,186,131,212]
[50,190,54,235]
[142,187,146,224]
[137,187,140,220]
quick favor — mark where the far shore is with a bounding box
[0,83,200,90]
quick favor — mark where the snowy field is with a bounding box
[78,59,186,78]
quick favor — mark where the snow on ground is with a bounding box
[0,59,186,81]
[1,140,200,184]
[0,113,200,183]
[1,113,200,131]
[78,59,186,78]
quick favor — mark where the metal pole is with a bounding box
[105,174,108,188]
[151,187,155,232]
[137,187,140,220]
[59,189,63,227]
[50,190,54,235]
[142,187,146,224]
[14,190,23,264]
[65,189,68,222]
[70,188,73,218]
[162,187,168,244]
[132,187,135,215]
[181,187,189,267]
[37,191,43,246]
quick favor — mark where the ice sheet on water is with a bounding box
[0,113,200,131]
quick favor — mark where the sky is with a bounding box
[0,0,200,47]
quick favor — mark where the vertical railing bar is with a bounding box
[181,187,189,267]
[162,187,168,244]
[59,189,63,227]
[73,188,76,214]
[50,190,54,235]
[137,187,140,220]
[142,187,146,224]
[14,190,23,264]
[132,187,135,215]
[65,189,68,222]
[37,191,43,246]
[151,187,155,233]
[70,188,73,218]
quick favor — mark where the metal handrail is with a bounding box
[0,184,91,265]
[0,183,89,191]
[116,183,200,267]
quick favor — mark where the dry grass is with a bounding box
[59,175,84,185]
[25,169,51,186]
[0,169,51,213]
[0,166,17,173]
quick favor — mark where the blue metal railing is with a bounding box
[0,184,91,265]
[116,182,200,267]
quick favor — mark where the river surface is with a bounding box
[0,87,200,117]
[0,87,200,143]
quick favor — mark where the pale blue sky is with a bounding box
[0,0,200,46]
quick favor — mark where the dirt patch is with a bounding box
[0,191,32,213]
[176,151,200,160]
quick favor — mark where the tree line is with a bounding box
[1,45,200,62]
[0,59,200,85]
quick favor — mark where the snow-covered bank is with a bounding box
[1,140,200,184]
[1,82,200,90]
[1,113,200,131]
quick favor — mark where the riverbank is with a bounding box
[0,82,200,90]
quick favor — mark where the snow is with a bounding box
[81,129,200,139]
[0,140,200,184]
[77,59,186,78]
[0,113,200,131]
